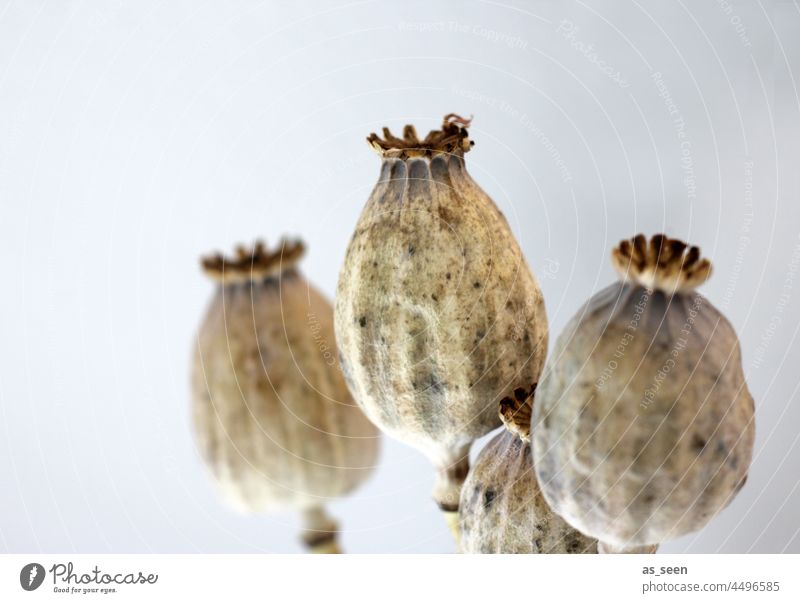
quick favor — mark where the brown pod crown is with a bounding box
[611,233,712,293]
[201,239,306,285]
[498,385,536,444]
[366,113,474,159]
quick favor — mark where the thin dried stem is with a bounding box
[300,506,342,554]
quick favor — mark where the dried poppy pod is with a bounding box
[533,234,755,549]
[459,387,598,554]
[191,239,380,553]
[335,114,548,537]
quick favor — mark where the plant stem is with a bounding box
[301,506,342,554]
[599,541,659,554]
[442,510,461,550]
[432,446,470,550]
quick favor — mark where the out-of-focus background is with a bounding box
[1,0,799,553]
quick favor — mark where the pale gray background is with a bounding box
[1,0,798,553]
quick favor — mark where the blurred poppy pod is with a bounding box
[192,239,380,553]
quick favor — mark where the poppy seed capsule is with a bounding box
[335,115,548,532]
[533,234,755,548]
[191,240,380,553]
[459,388,599,554]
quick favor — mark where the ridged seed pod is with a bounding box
[460,388,598,554]
[335,115,548,536]
[533,234,755,549]
[191,240,380,553]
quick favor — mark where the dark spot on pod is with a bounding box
[534,523,545,532]
[566,538,582,553]
[358,316,367,327]
[407,244,415,256]
[473,281,481,288]
[692,435,707,452]
[428,374,445,394]
[437,204,454,229]
[372,261,378,267]
[431,293,438,302]
[483,489,496,508]
[446,272,451,280]
[534,538,543,552]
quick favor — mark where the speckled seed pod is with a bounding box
[459,388,598,554]
[192,240,380,553]
[335,115,548,530]
[533,234,755,549]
